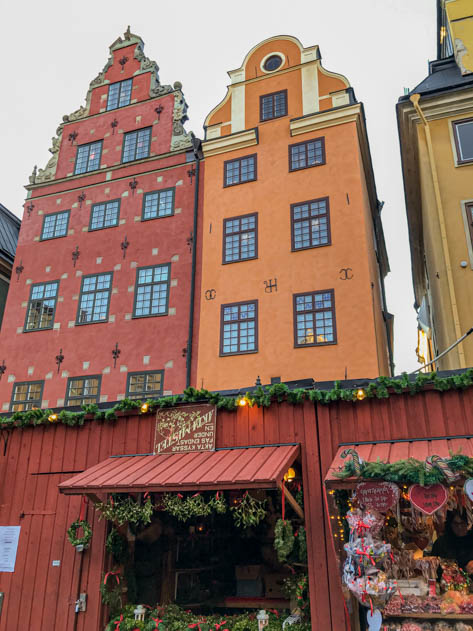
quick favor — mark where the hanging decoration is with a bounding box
[408,483,447,515]
[100,571,123,618]
[105,528,129,565]
[95,494,154,526]
[230,492,267,528]
[274,518,294,563]
[355,481,399,513]
[66,519,92,548]
[160,492,227,522]
[464,478,473,502]
[296,525,307,563]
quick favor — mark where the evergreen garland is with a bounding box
[66,519,93,548]
[274,518,294,562]
[1,370,472,430]
[100,571,122,617]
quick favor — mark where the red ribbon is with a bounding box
[152,618,163,629]
[282,480,286,522]
[104,571,120,586]
[369,598,373,617]
[214,621,227,630]
[177,493,183,499]
[114,614,123,630]
[79,495,88,521]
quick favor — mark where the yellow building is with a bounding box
[397,0,473,370]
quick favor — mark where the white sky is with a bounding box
[0,0,436,374]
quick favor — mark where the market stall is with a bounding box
[325,438,473,631]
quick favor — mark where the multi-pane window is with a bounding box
[294,290,336,347]
[41,211,70,240]
[260,90,287,121]
[453,118,473,164]
[289,138,325,171]
[76,273,112,324]
[223,213,257,263]
[133,264,170,318]
[25,281,59,331]
[89,200,120,231]
[224,155,257,187]
[126,371,164,399]
[65,376,101,406]
[291,198,330,250]
[74,141,103,175]
[10,381,44,412]
[466,202,473,249]
[122,128,152,163]
[107,79,133,110]
[220,301,258,355]
[142,188,175,221]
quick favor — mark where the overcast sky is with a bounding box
[0,0,436,374]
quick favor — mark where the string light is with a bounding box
[48,413,58,423]
[140,403,149,413]
[356,388,366,401]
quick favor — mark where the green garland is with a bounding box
[231,492,267,528]
[105,528,129,564]
[274,518,294,562]
[100,571,122,618]
[96,495,154,526]
[283,573,310,615]
[66,519,92,548]
[2,369,473,430]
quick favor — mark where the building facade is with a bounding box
[0,29,201,412]
[397,0,473,370]
[195,36,393,391]
[0,203,20,330]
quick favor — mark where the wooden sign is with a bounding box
[154,404,216,455]
[409,483,447,515]
[355,481,399,512]
[464,479,473,502]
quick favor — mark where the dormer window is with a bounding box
[107,79,133,110]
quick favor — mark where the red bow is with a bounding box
[114,614,123,630]
[214,621,227,630]
[152,618,163,629]
[104,571,120,586]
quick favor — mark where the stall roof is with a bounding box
[325,437,473,483]
[59,444,300,495]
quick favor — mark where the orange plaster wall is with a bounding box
[317,68,348,97]
[208,97,232,128]
[244,39,301,80]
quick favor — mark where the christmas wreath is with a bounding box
[67,519,93,548]
[274,518,294,562]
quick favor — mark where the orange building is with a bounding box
[196,36,393,391]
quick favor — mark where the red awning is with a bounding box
[325,437,473,484]
[59,444,300,495]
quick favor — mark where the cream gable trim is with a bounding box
[202,129,258,158]
[301,63,318,115]
[318,63,350,88]
[290,103,361,136]
[231,84,245,133]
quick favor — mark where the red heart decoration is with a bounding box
[356,482,400,513]
[409,483,447,515]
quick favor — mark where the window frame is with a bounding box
[293,289,337,348]
[126,370,165,399]
[121,127,152,164]
[24,280,60,332]
[288,137,326,172]
[141,188,176,222]
[106,78,133,111]
[290,197,331,251]
[40,210,70,241]
[260,89,288,122]
[88,199,121,232]
[10,380,44,412]
[74,140,103,175]
[75,272,113,326]
[132,263,171,319]
[222,212,258,264]
[452,117,473,165]
[219,299,259,357]
[65,375,101,407]
[223,154,257,188]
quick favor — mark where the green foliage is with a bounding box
[297,525,307,563]
[160,492,219,522]
[274,518,294,562]
[283,574,310,616]
[231,492,267,528]
[100,572,123,618]
[66,519,92,548]
[105,528,129,564]
[96,495,154,526]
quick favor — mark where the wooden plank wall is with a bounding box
[1,387,472,630]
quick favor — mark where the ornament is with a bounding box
[464,479,473,501]
[409,483,447,515]
[356,482,399,513]
[366,608,382,631]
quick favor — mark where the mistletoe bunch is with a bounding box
[231,492,267,528]
[96,495,154,526]
[161,492,227,522]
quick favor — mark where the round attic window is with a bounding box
[263,54,283,72]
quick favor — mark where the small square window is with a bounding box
[122,128,151,163]
[220,300,258,355]
[24,281,59,331]
[10,381,44,412]
[260,90,287,121]
[41,211,70,240]
[224,155,257,187]
[65,376,101,406]
[453,118,473,164]
[89,200,120,231]
[107,79,133,111]
[74,141,103,175]
[223,213,258,263]
[126,371,164,399]
[291,197,331,250]
[293,290,336,347]
[142,188,175,221]
[133,264,170,318]
[76,273,113,324]
[289,138,325,171]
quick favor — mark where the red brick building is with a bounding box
[0,29,201,411]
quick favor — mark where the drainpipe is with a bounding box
[375,201,395,376]
[410,94,466,368]
[185,135,202,387]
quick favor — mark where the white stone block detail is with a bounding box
[125,314,132,320]
[102,366,111,374]
[170,279,178,287]
[175,208,182,214]
[72,202,78,208]
[33,236,39,242]
[176,180,183,186]
[128,286,134,292]
[165,360,173,369]
[114,264,121,271]
[2,403,9,411]
[58,296,64,302]
[21,301,27,308]
[121,191,129,197]
[76,271,83,277]
[45,372,53,380]
[105,187,110,194]
[16,327,23,334]
[157,176,163,182]
[56,398,65,406]
[45,266,51,272]
[26,279,33,284]
[171,255,179,262]
[100,395,108,403]
[116,394,125,401]
[106,172,112,181]
[112,288,118,294]
[152,248,158,255]
[143,355,150,365]
[68,229,75,235]
[134,216,141,222]
[61,370,69,378]
[82,226,88,232]
[38,210,43,215]
[119,219,126,225]
[163,390,173,396]
[83,361,90,370]
[53,323,61,330]
[68,321,75,327]
[109,315,115,322]
[61,273,68,279]
[119,366,128,373]
[56,198,62,204]
[28,366,34,375]
[96,257,103,264]
[42,400,49,408]
[130,261,137,268]
[7,374,15,382]
[169,307,176,315]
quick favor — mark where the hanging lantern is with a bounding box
[284,467,296,482]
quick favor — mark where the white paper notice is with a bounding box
[0,526,21,572]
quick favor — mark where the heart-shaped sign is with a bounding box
[356,481,400,513]
[464,479,473,502]
[409,483,447,515]
[366,609,382,631]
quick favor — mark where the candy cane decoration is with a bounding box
[425,455,458,483]
[341,449,362,476]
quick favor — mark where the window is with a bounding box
[74,141,103,175]
[89,200,120,231]
[224,155,257,187]
[220,300,258,355]
[25,281,59,331]
[10,381,44,411]
[41,210,70,240]
[289,138,325,171]
[133,264,170,318]
[260,90,287,121]
[65,376,101,406]
[223,213,257,263]
[76,273,112,324]
[453,118,473,164]
[142,188,175,221]
[107,79,132,110]
[263,55,283,72]
[122,128,152,163]
[466,202,473,249]
[126,371,164,399]
[291,197,330,250]
[294,290,336,347]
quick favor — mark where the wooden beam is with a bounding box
[278,482,304,521]
[85,493,102,506]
